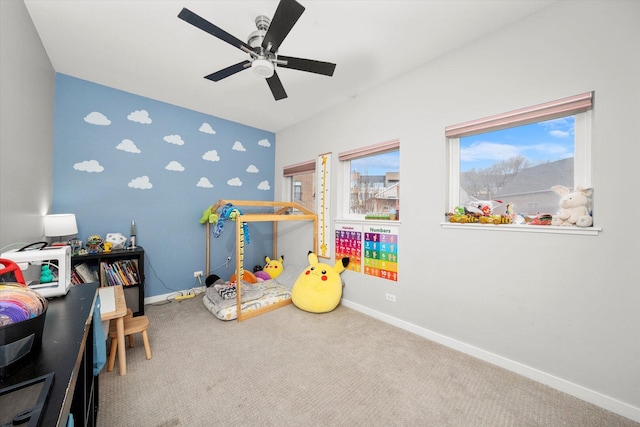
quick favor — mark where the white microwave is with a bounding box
[1,246,71,297]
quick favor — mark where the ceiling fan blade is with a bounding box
[178,8,252,53]
[277,56,336,76]
[266,72,288,100]
[262,0,305,53]
[204,61,251,82]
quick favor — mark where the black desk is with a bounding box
[0,282,99,426]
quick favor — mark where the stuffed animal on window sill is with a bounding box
[291,251,350,314]
[550,185,593,227]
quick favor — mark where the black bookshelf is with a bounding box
[72,247,145,316]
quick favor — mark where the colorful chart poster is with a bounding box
[363,225,398,281]
[335,224,362,272]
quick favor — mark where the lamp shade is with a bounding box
[43,214,78,237]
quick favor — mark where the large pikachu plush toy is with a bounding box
[291,251,350,313]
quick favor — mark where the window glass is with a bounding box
[348,150,400,218]
[460,116,574,216]
[290,172,315,212]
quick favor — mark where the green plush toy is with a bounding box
[199,206,219,224]
[291,251,350,313]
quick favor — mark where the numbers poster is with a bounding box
[363,225,398,281]
[335,222,399,281]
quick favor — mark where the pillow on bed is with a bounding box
[214,284,237,300]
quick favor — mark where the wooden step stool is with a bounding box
[107,313,152,372]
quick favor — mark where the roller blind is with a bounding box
[283,159,315,177]
[338,138,400,161]
[445,92,593,138]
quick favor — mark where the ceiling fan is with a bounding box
[178,0,336,101]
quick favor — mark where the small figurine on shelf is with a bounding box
[86,235,103,253]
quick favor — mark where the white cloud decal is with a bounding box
[258,138,271,147]
[128,176,153,189]
[73,160,104,173]
[166,161,185,171]
[197,177,214,188]
[127,109,152,124]
[202,150,220,161]
[116,139,141,153]
[199,123,216,134]
[258,180,271,190]
[164,134,184,145]
[246,165,259,173]
[227,177,242,186]
[84,112,111,126]
[232,141,246,151]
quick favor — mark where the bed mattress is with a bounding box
[202,279,292,321]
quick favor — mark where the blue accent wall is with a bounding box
[52,74,275,298]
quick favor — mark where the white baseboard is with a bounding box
[341,298,640,424]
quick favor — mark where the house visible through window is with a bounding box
[284,160,315,213]
[446,92,593,222]
[339,139,400,219]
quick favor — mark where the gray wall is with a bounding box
[275,0,640,421]
[0,0,54,251]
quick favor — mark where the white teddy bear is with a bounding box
[550,185,593,227]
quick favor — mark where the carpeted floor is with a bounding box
[97,296,638,426]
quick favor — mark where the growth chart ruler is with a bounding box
[316,152,332,259]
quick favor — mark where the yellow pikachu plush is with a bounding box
[291,251,350,313]
[264,255,284,279]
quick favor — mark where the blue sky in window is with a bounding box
[460,116,575,172]
[352,151,400,176]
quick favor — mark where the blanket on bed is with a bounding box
[204,281,264,310]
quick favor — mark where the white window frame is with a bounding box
[444,92,600,235]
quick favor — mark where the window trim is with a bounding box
[444,92,600,235]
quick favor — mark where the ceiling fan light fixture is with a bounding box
[252,58,275,78]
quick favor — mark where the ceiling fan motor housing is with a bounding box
[248,15,275,78]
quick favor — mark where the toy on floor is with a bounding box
[550,185,593,227]
[263,255,284,279]
[291,251,350,314]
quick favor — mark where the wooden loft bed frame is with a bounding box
[205,199,318,321]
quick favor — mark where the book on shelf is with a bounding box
[100,259,140,287]
[74,263,99,284]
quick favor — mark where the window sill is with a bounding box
[440,222,601,236]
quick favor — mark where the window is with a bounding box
[339,139,400,219]
[446,92,593,224]
[284,160,315,212]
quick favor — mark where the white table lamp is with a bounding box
[44,213,78,245]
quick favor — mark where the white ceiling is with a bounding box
[24,0,557,133]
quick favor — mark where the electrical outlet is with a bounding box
[385,293,396,302]
[193,271,203,278]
